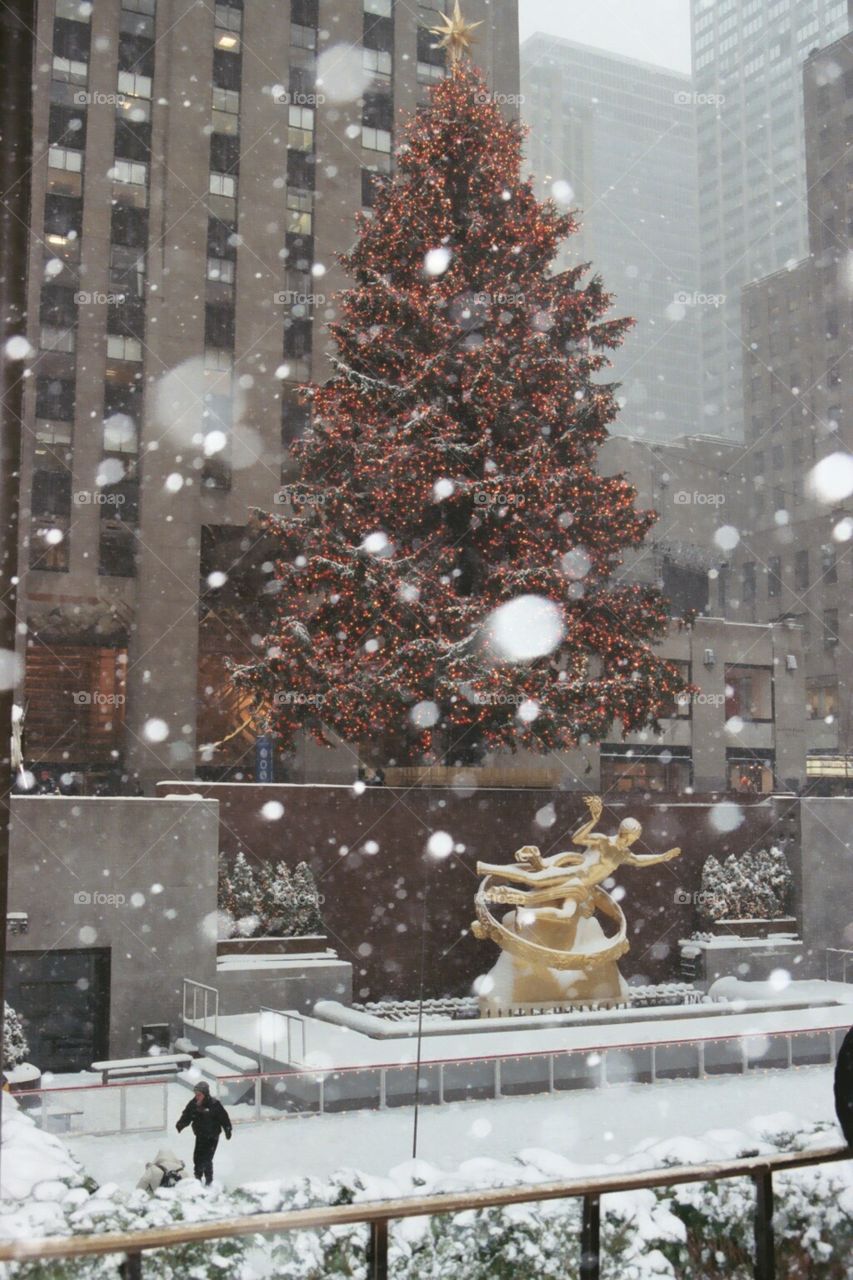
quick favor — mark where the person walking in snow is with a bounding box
[136,1148,186,1193]
[175,1082,232,1185]
[835,1025,853,1146]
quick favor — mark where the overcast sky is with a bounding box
[518,0,693,74]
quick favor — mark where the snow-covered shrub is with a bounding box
[3,1006,29,1071]
[698,847,793,923]
[218,855,323,938]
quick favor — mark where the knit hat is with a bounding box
[194,1081,210,1097]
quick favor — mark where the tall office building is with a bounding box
[724,24,853,790]
[20,0,519,789]
[691,0,849,439]
[520,35,700,443]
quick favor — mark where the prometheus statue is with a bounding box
[472,796,681,1009]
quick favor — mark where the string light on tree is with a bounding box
[232,51,688,765]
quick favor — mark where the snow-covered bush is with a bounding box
[698,846,793,923]
[2,1006,28,1071]
[218,855,323,938]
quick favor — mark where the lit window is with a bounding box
[288,104,315,150]
[111,159,148,185]
[214,30,239,50]
[40,326,76,353]
[291,22,317,50]
[363,47,391,78]
[362,125,391,153]
[118,70,152,99]
[207,256,235,283]
[286,188,313,235]
[48,147,83,172]
[212,86,240,115]
[52,55,88,84]
[107,333,143,361]
[209,172,236,198]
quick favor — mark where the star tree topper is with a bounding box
[429,0,483,64]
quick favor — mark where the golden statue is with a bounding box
[472,796,681,1009]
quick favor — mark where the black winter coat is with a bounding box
[834,1025,853,1146]
[176,1096,232,1143]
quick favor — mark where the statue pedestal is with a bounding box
[477,910,629,1013]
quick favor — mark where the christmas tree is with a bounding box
[228,851,260,935]
[699,847,793,923]
[290,862,324,936]
[259,860,295,936]
[3,1003,29,1069]
[233,49,687,764]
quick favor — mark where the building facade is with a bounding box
[520,35,701,443]
[691,0,849,439]
[725,26,853,790]
[20,0,520,790]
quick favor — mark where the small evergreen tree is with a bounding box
[260,861,296,936]
[699,846,792,923]
[217,850,234,915]
[291,862,324,935]
[229,850,260,934]
[4,1003,29,1069]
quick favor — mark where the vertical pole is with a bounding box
[367,1218,389,1280]
[754,1170,775,1280]
[122,1252,143,1280]
[580,1194,601,1280]
[0,0,31,1181]
[411,873,429,1159]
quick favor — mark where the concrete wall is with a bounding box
[801,798,853,969]
[7,796,219,1060]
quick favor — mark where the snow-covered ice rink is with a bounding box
[66,1064,838,1192]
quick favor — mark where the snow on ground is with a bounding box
[0,1094,84,1202]
[65,1064,840,1192]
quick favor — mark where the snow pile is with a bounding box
[0,1093,85,1203]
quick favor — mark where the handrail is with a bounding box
[0,1144,848,1276]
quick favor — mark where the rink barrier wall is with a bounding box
[20,1021,851,1137]
[0,1143,848,1280]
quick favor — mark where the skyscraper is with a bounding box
[20,0,519,789]
[691,0,849,439]
[520,34,700,443]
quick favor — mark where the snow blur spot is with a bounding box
[833,516,853,542]
[433,478,455,501]
[484,595,565,663]
[410,701,440,728]
[79,926,97,945]
[551,179,573,204]
[207,571,228,589]
[143,718,169,743]
[96,457,125,487]
[709,801,744,834]
[535,802,556,828]
[807,452,853,504]
[560,547,592,580]
[364,839,379,855]
[469,1118,492,1138]
[473,974,494,996]
[768,968,791,992]
[517,699,540,723]
[426,831,454,859]
[424,247,452,276]
[713,525,740,552]
[0,649,22,692]
[203,430,227,457]
[130,893,145,908]
[316,44,372,101]
[164,472,184,493]
[361,531,393,557]
[261,800,285,821]
[352,780,366,796]
[4,336,33,361]
[725,716,744,735]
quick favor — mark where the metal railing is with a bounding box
[182,979,219,1036]
[258,1006,305,1066]
[0,1144,847,1280]
[17,1021,850,1138]
[826,948,853,984]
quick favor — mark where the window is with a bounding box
[40,326,75,353]
[48,147,83,173]
[362,125,391,153]
[204,304,235,349]
[824,608,840,648]
[291,22,317,50]
[209,172,236,198]
[365,0,392,14]
[822,544,838,584]
[118,70,152,99]
[743,562,756,604]
[114,120,151,162]
[112,203,148,247]
[111,159,148,186]
[794,550,809,592]
[106,333,143,361]
[210,132,240,174]
[807,680,838,720]
[286,188,313,235]
[36,376,75,423]
[207,256,235,284]
[204,348,233,372]
[215,2,242,32]
[51,55,88,84]
[213,49,241,92]
[725,665,772,722]
[212,86,240,116]
[600,747,691,795]
[767,556,781,597]
[363,47,391,79]
[288,105,315,150]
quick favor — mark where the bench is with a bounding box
[43,1103,85,1134]
[91,1054,193,1086]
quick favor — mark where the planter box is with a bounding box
[704,917,798,939]
[8,1063,41,1093]
[383,764,564,789]
[217,935,328,957]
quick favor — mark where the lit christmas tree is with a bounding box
[234,45,687,765]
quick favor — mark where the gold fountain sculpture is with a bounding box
[472,796,682,1008]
